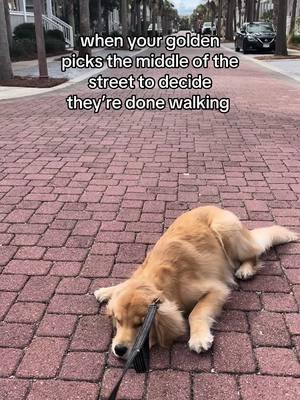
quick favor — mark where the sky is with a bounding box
[172,0,204,16]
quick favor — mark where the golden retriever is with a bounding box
[94,206,297,359]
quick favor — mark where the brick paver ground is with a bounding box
[0,41,299,400]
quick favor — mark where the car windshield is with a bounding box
[247,23,274,33]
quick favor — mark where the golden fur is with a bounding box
[94,206,297,358]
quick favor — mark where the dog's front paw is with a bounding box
[235,267,254,280]
[287,231,298,243]
[188,331,214,353]
[94,288,111,303]
[235,262,256,280]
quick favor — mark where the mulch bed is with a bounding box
[12,50,73,62]
[255,55,300,61]
[0,76,68,88]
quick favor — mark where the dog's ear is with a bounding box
[154,298,186,347]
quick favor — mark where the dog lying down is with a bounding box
[94,206,297,359]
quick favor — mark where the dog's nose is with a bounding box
[114,345,128,357]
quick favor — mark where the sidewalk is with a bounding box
[222,42,300,82]
[0,41,299,400]
[0,47,144,100]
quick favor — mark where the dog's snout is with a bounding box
[114,344,128,357]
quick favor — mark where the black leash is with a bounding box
[107,300,160,400]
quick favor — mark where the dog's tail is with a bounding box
[250,226,298,255]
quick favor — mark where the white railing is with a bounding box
[9,11,74,48]
[43,14,74,48]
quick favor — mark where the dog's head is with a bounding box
[106,281,186,359]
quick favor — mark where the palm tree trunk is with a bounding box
[66,0,75,38]
[275,0,288,55]
[246,0,255,22]
[272,0,279,28]
[237,0,242,26]
[96,0,103,34]
[256,0,261,20]
[136,1,142,35]
[121,0,129,48]
[152,1,156,36]
[289,0,298,36]
[0,0,13,80]
[233,1,237,32]
[79,0,91,56]
[33,0,48,78]
[225,0,234,40]
[130,0,136,33]
[217,0,222,36]
[142,0,147,35]
[4,0,12,49]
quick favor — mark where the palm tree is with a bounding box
[79,0,91,56]
[33,0,48,78]
[289,0,298,37]
[272,0,279,28]
[142,0,148,35]
[237,0,242,27]
[151,0,157,36]
[245,0,255,22]
[121,0,129,48]
[162,1,177,35]
[191,4,207,33]
[65,0,75,45]
[217,0,223,35]
[102,0,119,35]
[0,0,13,80]
[256,0,261,20]
[136,0,142,35]
[4,0,12,49]
[225,0,235,40]
[275,0,287,55]
[130,0,136,33]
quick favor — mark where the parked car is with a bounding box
[201,22,217,35]
[235,22,276,53]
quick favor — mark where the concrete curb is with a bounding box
[0,48,147,101]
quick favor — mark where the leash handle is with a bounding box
[107,302,159,400]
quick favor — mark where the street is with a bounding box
[0,35,299,400]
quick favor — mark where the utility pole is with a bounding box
[33,0,48,78]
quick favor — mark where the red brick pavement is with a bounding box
[0,44,299,400]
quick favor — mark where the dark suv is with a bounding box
[235,22,276,53]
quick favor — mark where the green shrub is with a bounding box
[46,29,65,42]
[14,23,37,39]
[291,34,300,44]
[45,37,66,53]
[110,30,122,38]
[11,38,36,58]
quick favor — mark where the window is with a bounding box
[247,23,274,33]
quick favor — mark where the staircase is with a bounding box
[9,11,74,48]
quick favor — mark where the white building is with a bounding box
[8,0,74,47]
[259,0,300,32]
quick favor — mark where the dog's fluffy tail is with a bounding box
[251,226,298,255]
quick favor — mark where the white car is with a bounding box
[201,22,217,35]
